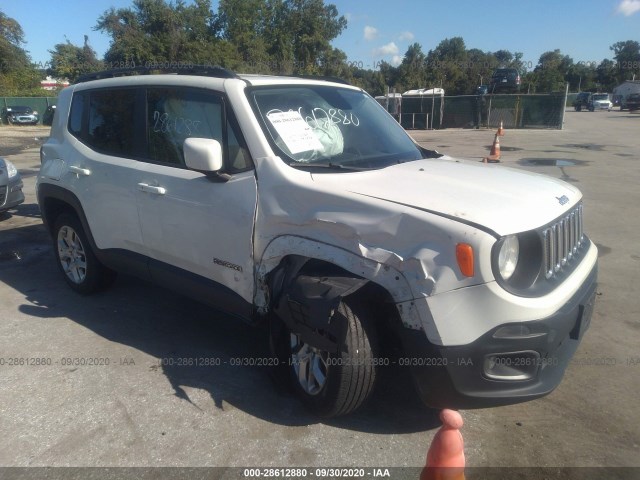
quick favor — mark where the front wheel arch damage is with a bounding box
[268,258,404,416]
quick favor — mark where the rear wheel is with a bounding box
[53,213,116,294]
[273,295,379,417]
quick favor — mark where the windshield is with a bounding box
[250,85,423,169]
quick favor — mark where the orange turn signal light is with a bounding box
[456,243,475,277]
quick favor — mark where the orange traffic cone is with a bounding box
[497,120,505,136]
[420,409,466,480]
[482,134,501,163]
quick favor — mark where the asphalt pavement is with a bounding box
[0,109,639,471]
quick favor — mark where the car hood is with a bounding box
[311,157,581,236]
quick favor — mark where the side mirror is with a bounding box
[184,137,223,173]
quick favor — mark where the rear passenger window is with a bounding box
[87,89,137,156]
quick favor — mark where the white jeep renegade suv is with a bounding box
[37,67,598,417]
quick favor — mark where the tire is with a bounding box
[272,294,379,417]
[575,105,581,112]
[52,213,116,294]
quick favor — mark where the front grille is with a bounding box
[0,186,7,206]
[543,204,583,279]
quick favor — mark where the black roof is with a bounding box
[75,65,239,84]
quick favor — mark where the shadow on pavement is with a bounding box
[0,219,440,434]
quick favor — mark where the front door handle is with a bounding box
[137,183,166,195]
[68,166,91,176]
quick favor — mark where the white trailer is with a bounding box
[613,81,640,110]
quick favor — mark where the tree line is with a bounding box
[1,0,639,97]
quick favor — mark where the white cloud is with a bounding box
[398,31,415,41]
[372,42,399,57]
[616,0,640,15]
[364,26,378,41]
[391,55,403,66]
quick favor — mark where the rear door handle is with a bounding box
[137,183,166,195]
[68,166,91,176]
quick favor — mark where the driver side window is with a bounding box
[146,87,251,172]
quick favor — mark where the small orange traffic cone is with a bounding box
[420,409,466,480]
[497,120,505,136]
[482,134,501,163]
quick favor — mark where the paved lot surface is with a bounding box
[0,110,639,469]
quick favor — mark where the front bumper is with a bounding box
[0,177,25,212]
[400,264,597,409]
[9,115,38,124]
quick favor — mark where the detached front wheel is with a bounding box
[279,296,379,417]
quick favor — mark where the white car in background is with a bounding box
[590,93,612,111]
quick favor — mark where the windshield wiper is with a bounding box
[288,162,371,171]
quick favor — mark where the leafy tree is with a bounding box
[610,40,640,82]
[565,61,597,92]
[318,46,350,78]
[260,0,295,73]
[466,48,495,92]
[425,37,468,94]
[275,0,348,75]
[95,0,347,76]
[397,43,427,91]
[377,60,401,92]
[95,0,241,68]
[532,49,572,92]
[48,36,103,83]
[215,0,269,71]
[596,59,618,92]
[350,67,385,96]
[0,10,40,95]
[492,50,513,68]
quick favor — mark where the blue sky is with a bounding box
[2,0,639,70]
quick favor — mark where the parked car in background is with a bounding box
[42,105,56,126]
[476,84,489,95]
[2,106,39,125]
[573,92,594,112]
[612,94,623,109]
[590,93,612,111]
[626,93,640,112]
[0,157,25,214]
[489,68,521,93]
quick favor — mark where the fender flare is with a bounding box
[37,183,99,251]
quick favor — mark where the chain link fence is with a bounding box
[6,92,567,129]
[397,92,567,130]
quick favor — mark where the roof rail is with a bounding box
[286,75,351,85]
[75,65,239,84]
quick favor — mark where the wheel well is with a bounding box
[268,256,404,347]
[41,197,76,235]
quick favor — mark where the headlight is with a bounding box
[4,160,18,178]
[32,110,38,115]
[498,235,519,280]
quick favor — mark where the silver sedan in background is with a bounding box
[0,157,24,214]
